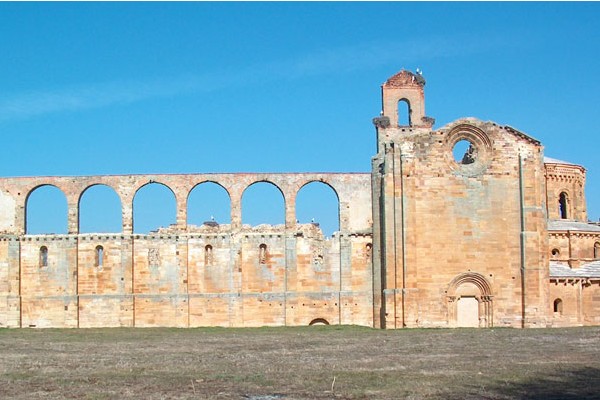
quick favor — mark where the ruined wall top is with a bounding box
[383,69,426,88]
[0,172,372,236]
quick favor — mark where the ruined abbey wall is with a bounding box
[1,69,599,329]
[0,173,373,328]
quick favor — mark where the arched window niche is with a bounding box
[204,244,213,266]
[553,298,563,315]
[559,192,569,219]
[95,245,104,268]
[259,243,268,265]
[594,242,600,259]
[39,246,48,268]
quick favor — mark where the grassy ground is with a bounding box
[0,326,599,399]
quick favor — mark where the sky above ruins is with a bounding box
[1,2,599,235]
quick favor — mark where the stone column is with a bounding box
[67,195,79,235]
[122,196,133,234]
[285,194,296,230]
[175,192,187,231]
[230,189,242,230]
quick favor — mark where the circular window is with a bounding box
[445,124,492,176]
[453,139,477,165]
[551,248,560,257]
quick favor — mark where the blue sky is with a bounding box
[2,2,599,235]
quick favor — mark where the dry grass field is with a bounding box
[1,325,599,399]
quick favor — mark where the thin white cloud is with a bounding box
[0,35,513,122]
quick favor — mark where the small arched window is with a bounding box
[259,243,267,264]
[204,244,213,266]
[39,246,48,268]
[397,99,411,126]
[95,245,104,267]
[553,298,563,314]
[559,192,569,219]
[365,243,373,263]
[594,242,600,259]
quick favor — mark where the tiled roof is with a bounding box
[550,261,600,278]
[548,220,600,232]
[544,156,578,166]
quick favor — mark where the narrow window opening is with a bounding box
[205,244,213,266]
[365,243,373,263]
[553,298,563,314]
[259,243,267,264]
[397,99,411,126]
[39,246,48,268]
[594,242,600,259]
[559,192,568,219]
[95,245,104,267]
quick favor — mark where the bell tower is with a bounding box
[371,69,435,329]
[380,69,432,128]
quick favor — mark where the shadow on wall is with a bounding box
[453,367,600,400]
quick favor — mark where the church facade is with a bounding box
[0,70,598,328]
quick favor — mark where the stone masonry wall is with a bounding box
[0,172,373,328]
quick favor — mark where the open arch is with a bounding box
[447,272,493,328]
[241,181,285,226]
[79,184,123,233]
[133,182,177,234]
[559,192,569,219]
[25,185,68,234]
[398,98,411,126]
[187,181,231,227]
[295,181,340,237]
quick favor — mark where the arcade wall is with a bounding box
[0,172,373,328]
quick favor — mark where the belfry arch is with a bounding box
[447,272,493,328]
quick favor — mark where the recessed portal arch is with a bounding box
[447,272,493,328]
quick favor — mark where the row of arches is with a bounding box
[26,180,340,236]
[550,243,600,260]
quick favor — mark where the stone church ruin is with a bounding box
[1,70,599,328]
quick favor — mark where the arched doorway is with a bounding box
[447,273,493,328]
